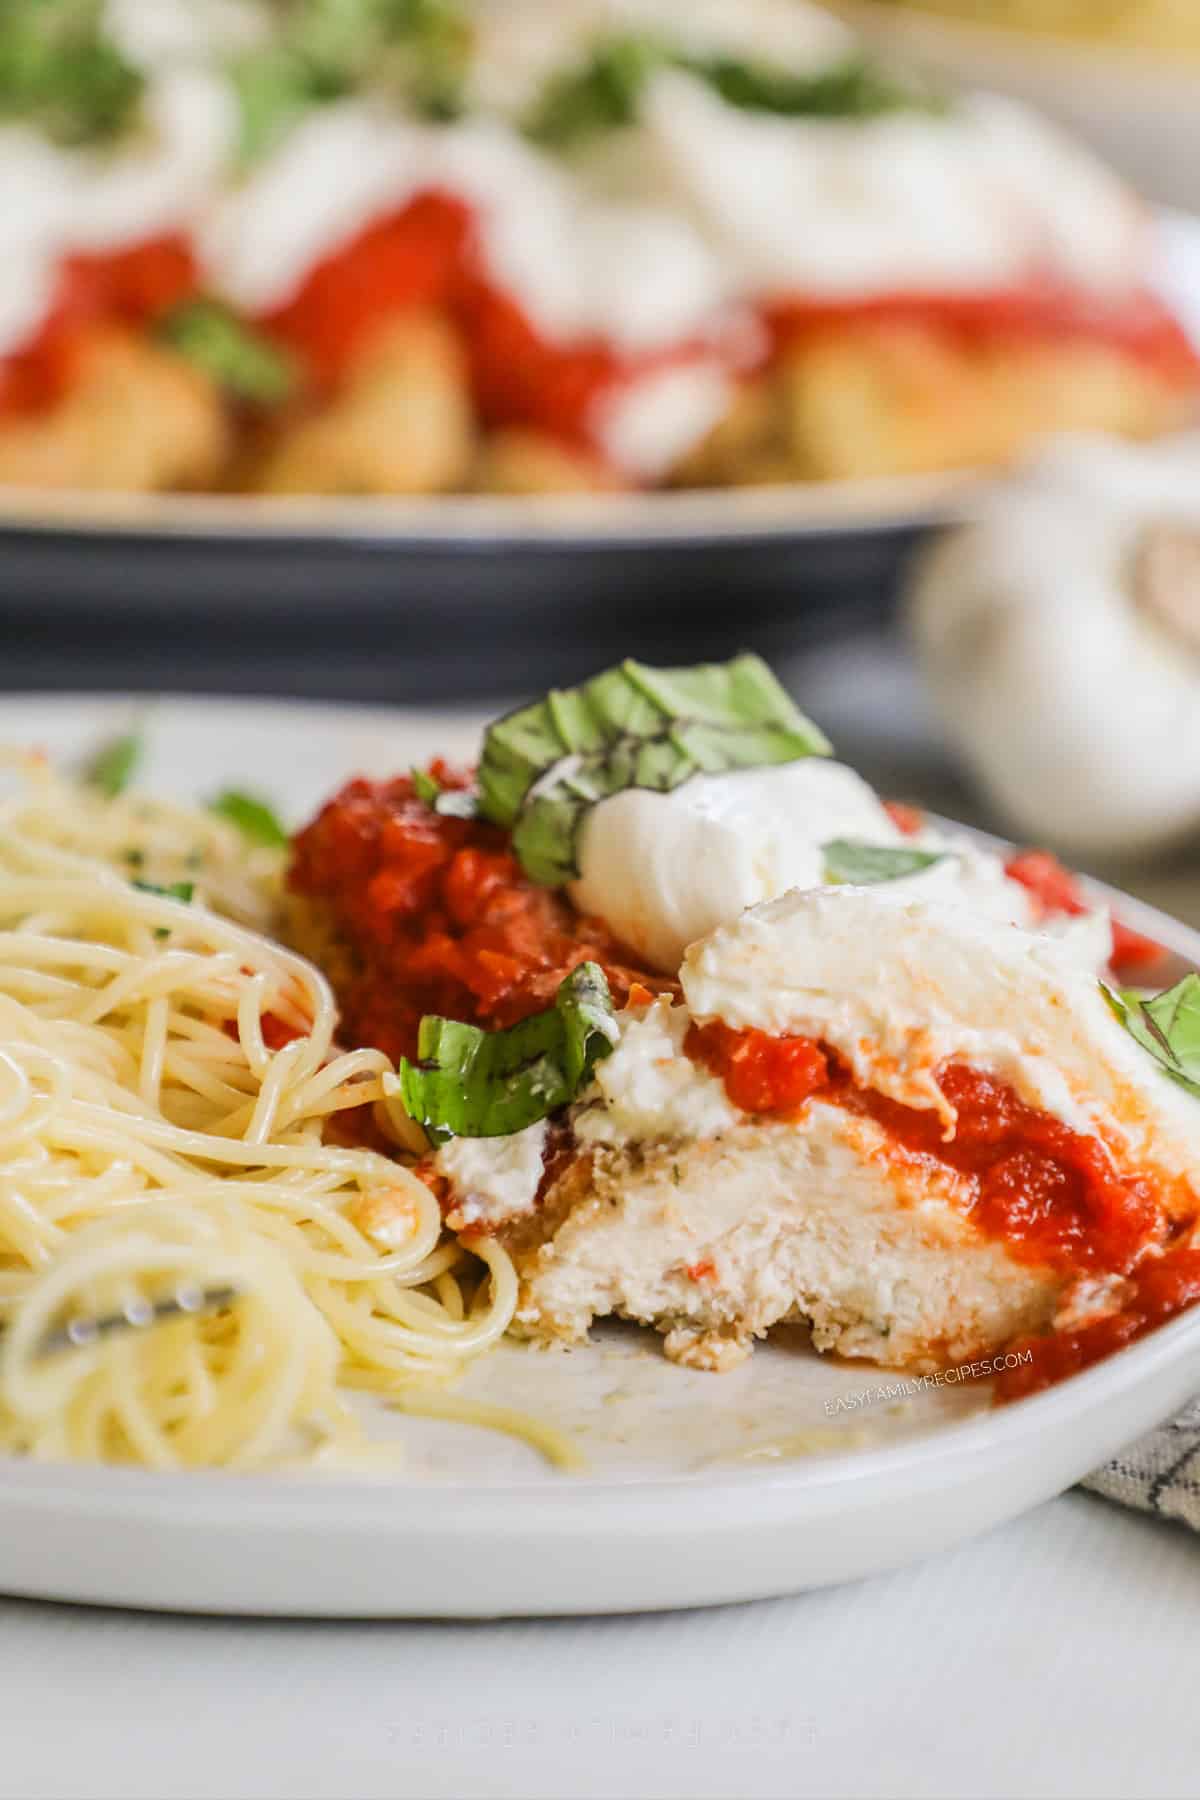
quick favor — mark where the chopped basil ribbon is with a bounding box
[823,841,947,886]
[396,963,619,1144]
[231,0,468,163]
[478,654,831,888]
[133,880,194,939]
[1102,975,1200,1101]
[0,2,144,146]
[525,38,946,150]
[85,731,143,798]
[133,880,195,905]
[159,303,297,406]
[209,790,288,849]
[411,767,478,819]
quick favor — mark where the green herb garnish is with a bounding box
[525,37,945,151]
[0,0,144,145]
[210,790,288,849]
[133,879,194,939]
[823,841,947,886]
[85,730,143,798]
[231,0,469,163]
[133,880,195,905]
[411,767,478,819]
[159,303,298,406]
[1103,975,1200,1101]
[478,654,831,888]
[689,52,947,122]
[525,32,667,148]
[396,962,618,1143]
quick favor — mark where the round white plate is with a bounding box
[1,693,1199,1619]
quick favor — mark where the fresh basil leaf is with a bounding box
[1102,975,1200,1101]
[0,1,144,146]
[210,790,288,849]
[411,767,478,819]
[229,44,336,165]
[159,303,297,406]
[478,654,831,887]
[85,730,143,798]
[397,962,618,1143]
[524,37,944,150]
[525,32,669,148]
[231,0,467,161]
[823,840,947,886]
[689,52,947,122]
[411,767,440,807]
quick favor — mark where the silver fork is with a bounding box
[32,1284,240,1358]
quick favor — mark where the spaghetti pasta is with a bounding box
[0,755,524,1471]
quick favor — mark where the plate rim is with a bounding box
[0,1297,1195,1524]
[0,470,981,547]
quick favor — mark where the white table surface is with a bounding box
[2,1488,1197,1800]
[6,650,1200,1800]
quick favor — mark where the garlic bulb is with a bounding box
[909,434,1200,858]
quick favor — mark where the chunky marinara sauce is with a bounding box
[998,1241,1200,1400]
[260,190,709,458]
[0,235,198,415]
[687,1022,1159,1276]
[687,1019,1194,1394]
[767,284,1200,383]
[287,766,673,1065]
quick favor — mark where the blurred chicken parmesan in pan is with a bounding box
[285,654,1200,1400]
[2,0,1198,502]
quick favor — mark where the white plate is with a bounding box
[1,692,1198,1619]
[839,3,1200,214]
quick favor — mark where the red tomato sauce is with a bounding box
[997,1242,1200,1400]
[688,1022,1161,1276]
[256,192,1200,458]
[262,191,474,390]
[686,1020,830,1116]
[1005,849,1166,977]
[0,235,198,415]
[8,192,1197,454]
[767,284,1200,381]
[287,768,674,1065]
[687,1018,1199,1392]
[260,190,710,457]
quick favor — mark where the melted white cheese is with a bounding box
[592,359,734,478]
[72,69,236,253]
[103,0,267,70]
[464,0,855,115]
[0,130,74,359]
[569,759,1034,974]
[573,997,738,1145]
[680,886,1200,1168]
[435,1119,549,1228]
[636,77,1142,303]
[200,102,737,360]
